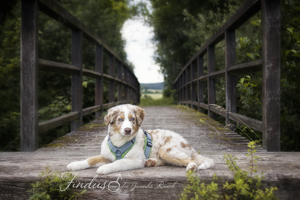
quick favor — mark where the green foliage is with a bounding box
[28,168,86,200]
[139,95,174,106]
[180,142,278,200]
[0,0,134,151]
[39,96,71,121]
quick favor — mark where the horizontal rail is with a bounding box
[210,69,226,79]
[174,0,261,83]
[228,59,262,73]
[38,111,79,133]
[39,59,79,74]
[38,0,134,74]
[179,101,262,132]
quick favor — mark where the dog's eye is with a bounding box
[130,118,135,121]
[118,118,123,122]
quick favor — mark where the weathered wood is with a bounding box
[186,66,191,106]
[118,62,122,101]
[261,0,281,151]
[38,112,79,133]
[228,59,262,74]
[21,0,39,151]
[207,46,216,119]
[191,62,197,105]
[229,112,263,132]
[109,56,115,102]
[173,0,261,84]
[209,69,226,79]
[95,46,103,119]
[2,106,299,199]
[38,0,134,75]
[39,59,80,74]
[225,30,237,126]
[82,105,101,117]
[71,30,83,131]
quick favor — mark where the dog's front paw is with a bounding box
[67,160,89,171]
[96,165,112,175]
[186,162,197,172]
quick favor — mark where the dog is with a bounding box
[67,104,214,174]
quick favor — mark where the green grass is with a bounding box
[141,93,163,99]
[139,95,174,106]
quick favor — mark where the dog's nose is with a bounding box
[124,128,131,135]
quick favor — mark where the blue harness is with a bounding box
[108,130,152,160]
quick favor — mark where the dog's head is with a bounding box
[104,104,145,137]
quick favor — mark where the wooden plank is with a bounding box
[39,59,79,74]
[95,45,103,119]
[38,112,79,133]
[21,0,39,152]
[71,30,83,131]
[82,68,101,78]
[186,66,191,105]
[109,56,115,102]
[209,69,226,78]
[210,105,226,117]
[207,46,216,119]
[261,0,281,151]
[200,103,209,110]
[229,112,263,132]
[82,105,101,116]
[124,68,128,101]
[225,30,237,125]
[173,0,261,84]
[199,75,208,82]
[228,59,262,74]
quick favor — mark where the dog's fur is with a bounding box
[67,104,214,174]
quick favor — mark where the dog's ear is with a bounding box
[134,106,145,126]
[104,107,119,125]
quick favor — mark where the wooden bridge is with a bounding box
[1,0,300,199]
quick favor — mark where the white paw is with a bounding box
[186,162,198,172]
[67,160,89,171]
[198,159,214,170]
[96,165,111,175]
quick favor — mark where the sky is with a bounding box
[121,13,164,84]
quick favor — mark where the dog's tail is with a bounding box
[195,154,214,170]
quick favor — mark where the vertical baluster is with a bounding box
[261,0,281,151]
[197,56,204,112]
[207,46,216,119]
[21,0,39,151]
[191,62,197,107]
[225,30,237,127]
[109,56,115,103]
[71,30,83,131]
[118,62,122,102]
[95,45,103,118]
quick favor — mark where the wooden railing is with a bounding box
[173,0,280,151]
[21,0,140,151]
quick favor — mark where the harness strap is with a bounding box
[107,130,153,160]
[143,130,152,159]
[108,137,136,160]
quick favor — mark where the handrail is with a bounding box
[173,0,280,151]
[20,0,140,151]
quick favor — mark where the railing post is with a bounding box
[225,30,237,127]
[21,0,39,151]
[187,66,191,106]
[191,63,196,107]
[124,67,128,101]
[95,45,103,119]
[207,46,216,118]
[71,30,83,131]
[261,0,281,151]
[118,62,122,102]
[197,56,204,112]
[109,56,115,102]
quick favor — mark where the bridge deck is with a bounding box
[0,106,299,199]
